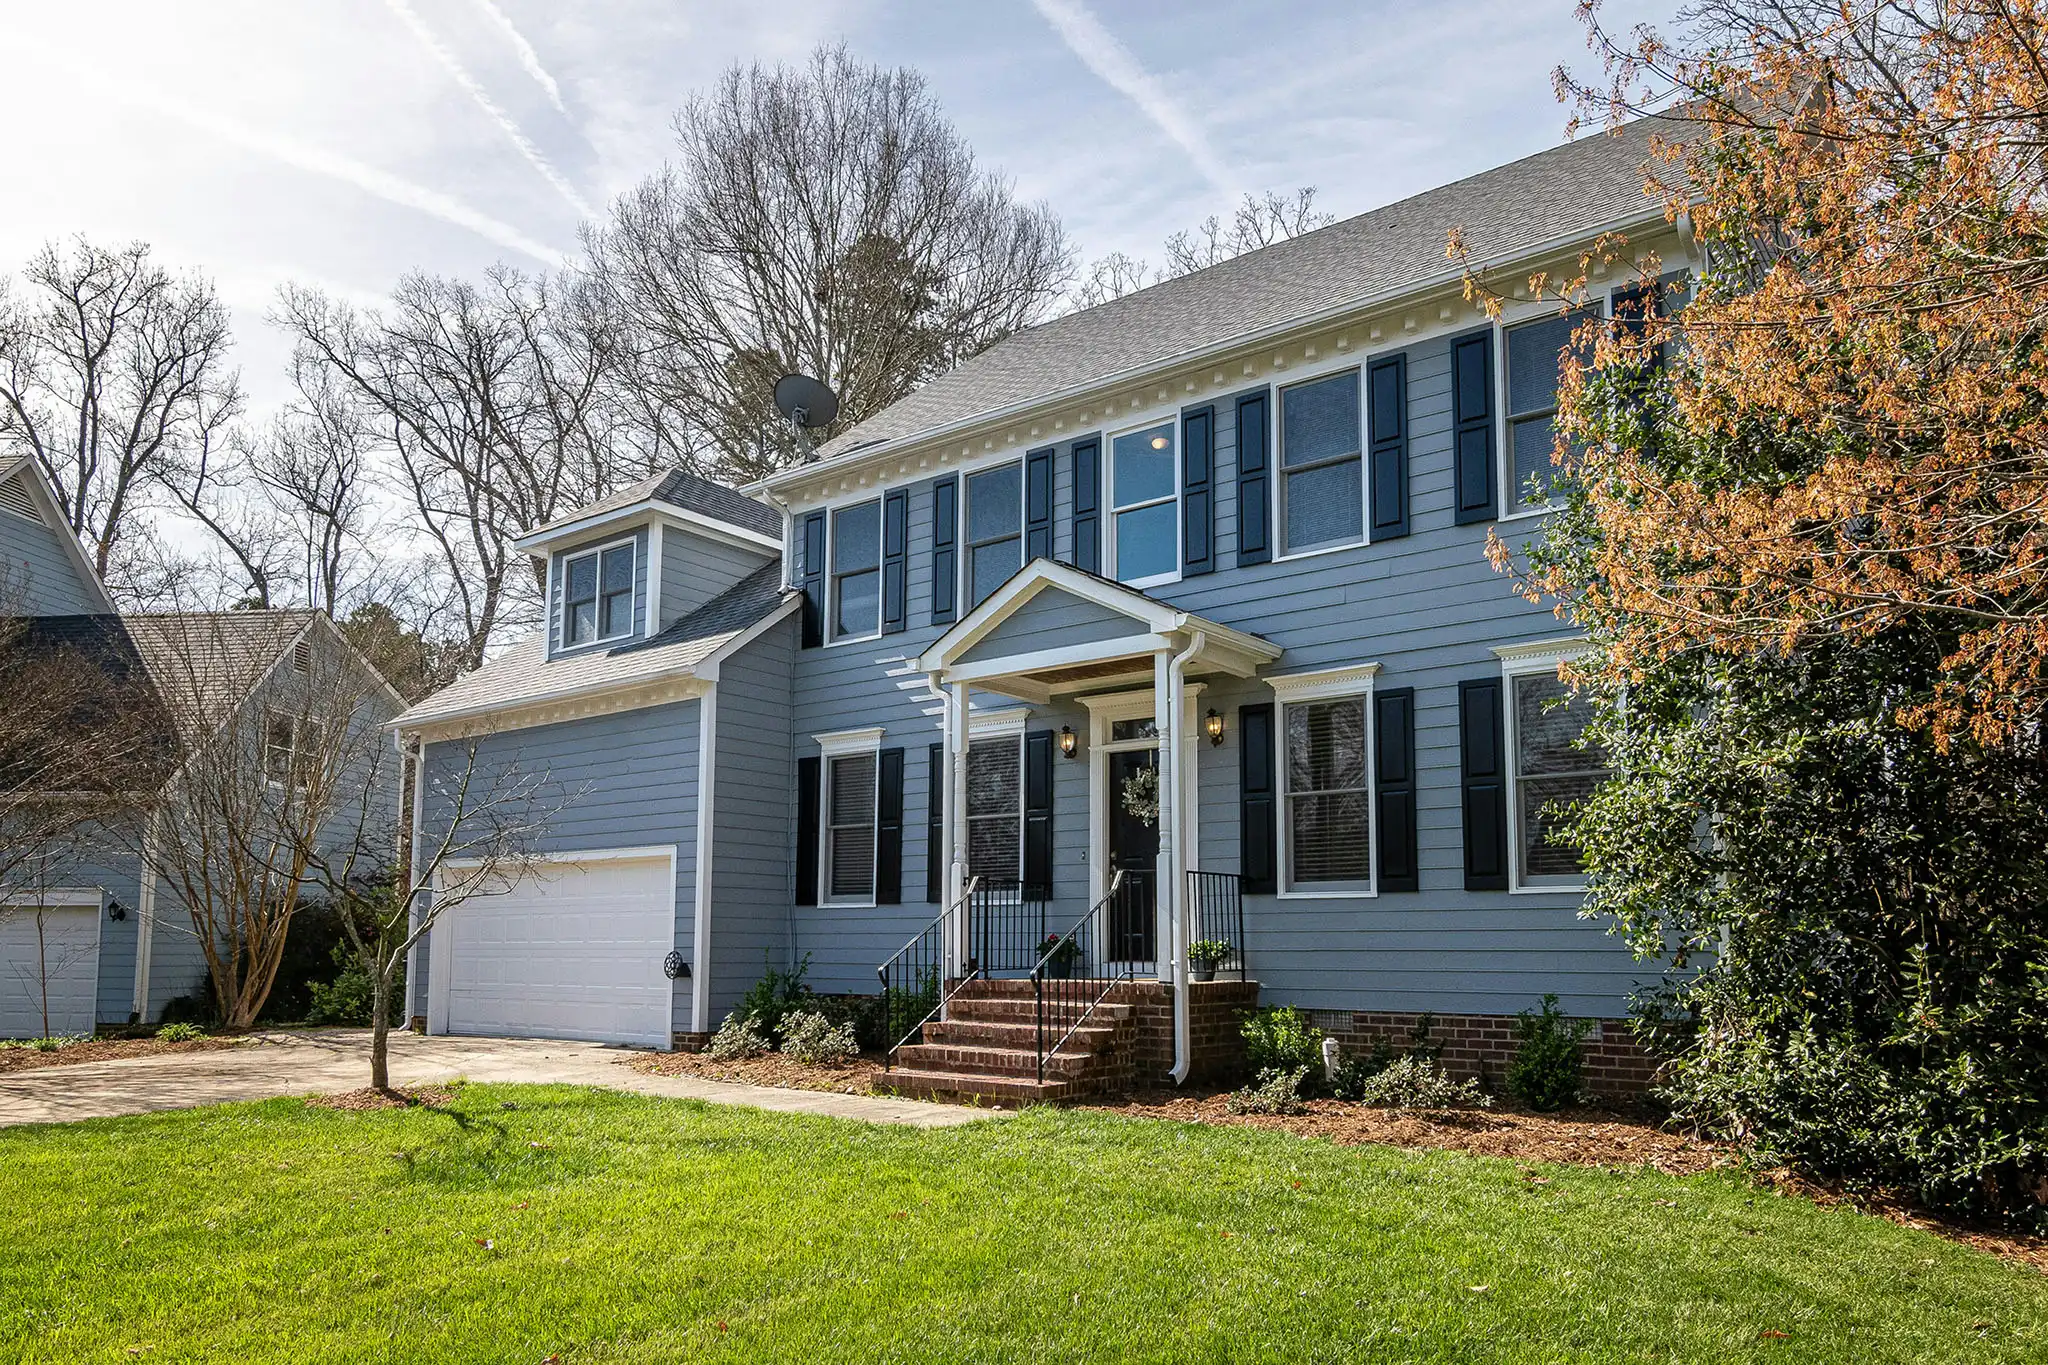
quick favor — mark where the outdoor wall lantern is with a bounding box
[107,900,128,922]
[1205,709,1225,746]
[662,951,690,980]
[1059,725,1078,758]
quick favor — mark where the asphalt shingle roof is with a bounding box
[815,115,1682,461]
[122,610,319,740]
[394,563,796,730]
[526,468,782,541]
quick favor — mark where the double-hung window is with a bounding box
[1281,694,1372,893]
[824,750,879,903]
[561,542,635,649]
[1278,369,1364,555]
[830,500,882,641]
[1109,421,1177,584]
[965,463,1022,608]
[1503,306,1596,513]
[965,735,1023,882]
[1507,668,1611,888]
[264,713,325,790]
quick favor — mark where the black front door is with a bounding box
[1107,749,1159,962]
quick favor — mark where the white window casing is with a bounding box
[1267,663,1381,898]
[813,727,884,907]
[1493,639,1607,892]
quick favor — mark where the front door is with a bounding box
[1106,749,1159,962]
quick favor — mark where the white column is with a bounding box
[1152,650,1175,983]
[946,680,970,980]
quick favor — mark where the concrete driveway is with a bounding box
[0,1030,991,1130]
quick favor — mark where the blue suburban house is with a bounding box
[0,455,403,1037]
[398,117,1689,1099]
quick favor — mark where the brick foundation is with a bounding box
[1308,1009,1658,1097]
[671,1031,710,1052]
[1124,979,1261,1086]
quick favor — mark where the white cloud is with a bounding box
[470,0,570,116]
[1027,0,1238,200]
[381,0,597,221]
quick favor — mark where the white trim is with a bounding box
[1274,669,1379,900]
[515,500,781,557]
[1273,364,1370,559]
[824,496,885,647]
[1493,637,1591,674]
[690,682,717,1033]
[554,535,640,654]
[131,811,161,1020]
[944,634,1175,686]
[426,844,680,1048]
[1496,637,1600,895]
[812,725,886,757]
[0,887,103,908]
[645,522,666,630]
[1104,416,1181,590]
[968,706,1032,738]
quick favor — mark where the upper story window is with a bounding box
[1109,421,1178,585]
[1507,668,1612,889]
[1283,694,1372,893]
[1278,369,1364,555]
[264,713,326,790]
[1503,306,1596,513]
[966,462,1022,608]
[561,541,635,649]
[830,499,881,642]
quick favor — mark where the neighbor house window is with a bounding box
[561,542,635,648]
[264,713,325,790]
[1509,670,1611,887]
[825,751,878,902]
[965,735,1022,882]
[830,499,882,641]
[1110,421,1178,584]
[1282,695,1371,892]
[1503,306,1596,512]
[1278,369,1364,554]
[965,463,1022,607]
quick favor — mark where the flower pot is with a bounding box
[1190,963,1215,983]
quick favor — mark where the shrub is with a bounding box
[1241,1006,1324,1090]
[1226,1067,1308,1116]
[734,953,814,1043]
[707,1012,772,1060]
[1329,1015,1442,1100]
[1349,1055,1492,1110]
[155,1022,205,1043]
[811,994,887,1052]
[1507,994,1591,1112]
[779,1010,860,1065]
[303,941,404,1027]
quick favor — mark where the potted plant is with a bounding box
[1188,939,1232,983]
[1038,932,1083,978]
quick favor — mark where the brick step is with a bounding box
[945,997,1134,1026]
[893,1041,1104,1080]
[876,1067,1080,1105]
[923,1018,1118,1050]
[952,976,1143,1000]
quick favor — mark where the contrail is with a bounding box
[4,35,565,265]
[1030,0,1238,200]
[469,0,568,116]
[383,0,596,220]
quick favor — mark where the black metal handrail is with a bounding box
[877,875,979,1065]
[967,878,1051,976]
[1030,870,1148,1083]
[1186,870,1247,981]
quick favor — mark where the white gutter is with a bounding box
[689,680,719,1037]
[1167,629,1205,1085]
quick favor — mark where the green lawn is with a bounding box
[2,1086,2041,1363]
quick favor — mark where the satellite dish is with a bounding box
[774,373,840,430]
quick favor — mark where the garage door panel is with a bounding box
[438,855,674,1048]
[1,906,99,1039]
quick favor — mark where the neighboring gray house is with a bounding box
[0,456,405,1037]
[398,117,1689,1097]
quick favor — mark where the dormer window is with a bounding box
[562,541,635,649]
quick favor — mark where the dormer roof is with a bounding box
[515,468,782,556]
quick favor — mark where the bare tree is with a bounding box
[274,267,654,669]
[1071,251,1157,308]
[0,238,243,579]
[583,43,1074,482]
[1163,188,1336,276]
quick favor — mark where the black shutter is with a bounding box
[925,742,945,903]
[1025,446,1054,562]
[798,511,826,648]
[880,489,909,634]
[1239,702,1276,893]
[930,475,958,626]
[795,754,821,905]
[1182,405,1214,576]
[1459,678,1509,890]
[1374,687,1418,892]
[876,747,904,904]
[1069,437,1101,573]
[1368,355,1409,539]
[1235,391,1271,566]
[1023,729,1055,899]
[1452,333,1496,525]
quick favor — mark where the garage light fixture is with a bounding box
[663,950,690,980]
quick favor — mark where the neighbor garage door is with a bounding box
[0,904,99,1039]
[433,854,675,1049]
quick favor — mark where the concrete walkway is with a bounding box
[0,1030,995,1130]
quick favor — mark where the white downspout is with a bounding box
[690,680,719,1040]
[129,810,162,1022]
[946,679,970,981]
[1167,630,1205,1085]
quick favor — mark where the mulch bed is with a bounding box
[632,1049,884,1095]
[306,1085,458,1112]
[0,1037,242,1074]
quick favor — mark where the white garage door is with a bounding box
[0,904,99,1039]
[433,854,675,1049]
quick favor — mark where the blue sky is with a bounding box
[0,0,1670,406]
